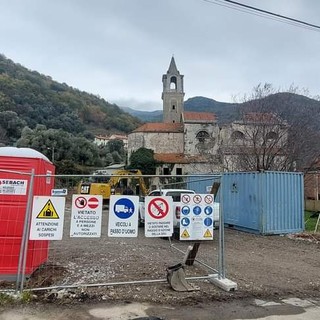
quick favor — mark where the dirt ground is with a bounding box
[22,207,320,306]
[1,205,319,309]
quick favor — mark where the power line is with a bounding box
[201,0,320,32]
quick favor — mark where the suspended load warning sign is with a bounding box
[145,196,173,237]
[29,196,65,240]
[180,193,214,241]
[36,199,59,219]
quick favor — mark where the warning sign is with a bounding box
[203,229,213,238]
[179,193,214,241]
[70,195,103,238]
[145,196,173,237]
[29,196,65,240]
[36,200,59,219]
[181,229,190,238]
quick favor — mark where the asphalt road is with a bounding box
[0,297,320,320]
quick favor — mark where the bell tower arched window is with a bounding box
[170,76,177,90]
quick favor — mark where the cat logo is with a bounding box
[36,200,59,219]
[180,229,190,238]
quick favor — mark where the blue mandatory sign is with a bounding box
[204,206,213,215]
[114,198,135,219]
[181,217,190,227]
[193,206,202,215]
[181,206,190,215]
[204,217,213,227]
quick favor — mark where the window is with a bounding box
[176,168,182,175]
[170,76,177,90]
[149,191,161,197]
[266,131,278,141]
[196,130,210,143]
[163,167,170,175]
[231,131,244,141]
[172,105,175,110]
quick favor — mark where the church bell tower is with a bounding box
[162,57,185,123]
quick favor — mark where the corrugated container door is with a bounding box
[222,172,260,232]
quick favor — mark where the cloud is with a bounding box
[0,0,319,110]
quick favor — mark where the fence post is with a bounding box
[16,169,35,293]
[218,175,225,279]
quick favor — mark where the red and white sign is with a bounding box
[181,194,191,204]
[75,196,87,209]
[193,194,202,204]
[88,197,99,209]
[147,197,169,219]
[70,194,103,237]
[204,194,214,204]
[145,196,173,237]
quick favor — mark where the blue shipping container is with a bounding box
[221,171,304,235]
[186,175,221,201]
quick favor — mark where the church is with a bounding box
[127,57,288,175]
[127,57,222,175]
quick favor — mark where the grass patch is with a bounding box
[0,292,15,306]
[305,211,319,232]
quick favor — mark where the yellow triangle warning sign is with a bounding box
[36,200,59,219]
[203,229,212,238]
[181,229,190,238]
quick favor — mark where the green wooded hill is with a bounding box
[0,54,142,144]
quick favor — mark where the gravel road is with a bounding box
[21,205,319,305]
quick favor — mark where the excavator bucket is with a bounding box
[166,263,200,292]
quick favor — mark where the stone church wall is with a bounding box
[127,131,184,158]
[184,123,220,156]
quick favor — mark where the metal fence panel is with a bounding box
[0,172,225,293]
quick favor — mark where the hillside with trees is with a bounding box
[0,54,141,172]
[0,54,141,144]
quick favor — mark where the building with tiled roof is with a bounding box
[95,134,128,149]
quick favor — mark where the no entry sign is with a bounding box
[145,196,173,237]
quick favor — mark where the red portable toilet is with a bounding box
[0,147,55,280]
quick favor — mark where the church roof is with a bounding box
[243,112,282,124]
[132,122,183,133]
[154,153,208,164]
[167,56,179,74]
[183,111,217,122]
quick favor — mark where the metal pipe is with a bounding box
[20,169,34,293]
[26,276,212,292]
[169,241,219,273]
[15,170,33,292]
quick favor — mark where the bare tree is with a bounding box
[222,83,320,172]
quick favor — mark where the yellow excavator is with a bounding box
[77,169,148,203]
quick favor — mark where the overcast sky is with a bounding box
[0,0,319,111]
